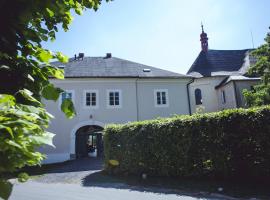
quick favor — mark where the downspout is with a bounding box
[135,78,139,121]
[186,78,194,115]
[232,81,239,108]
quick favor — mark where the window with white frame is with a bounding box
[84,90,98,108]
[61,91,73,103]
[107,90,121,108]
[59,90,74,108]
[155,89,169,107]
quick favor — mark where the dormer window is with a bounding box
[143,68,151,72]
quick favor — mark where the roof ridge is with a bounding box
[207,49,253,51]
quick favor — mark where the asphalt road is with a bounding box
[9,158,239,200]
[10,181,213,200]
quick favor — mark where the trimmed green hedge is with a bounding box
[104,106,270,181]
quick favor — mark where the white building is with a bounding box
[42,28,260,164]
[42,53,191,163]
[187,25,260,114]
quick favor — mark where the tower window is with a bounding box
[221,90,226,104]
[195,88,202,105]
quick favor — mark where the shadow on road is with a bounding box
[81,171,226,199]
[25,157,270,199]
[81,170,270,200]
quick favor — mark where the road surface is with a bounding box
[9,158,239,200]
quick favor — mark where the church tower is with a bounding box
[200,24,209,52]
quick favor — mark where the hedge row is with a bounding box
[104,106,270,181]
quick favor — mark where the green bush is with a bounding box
[104,106,270,181]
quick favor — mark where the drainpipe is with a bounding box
[135,78,139,121]
[186,78,194,115]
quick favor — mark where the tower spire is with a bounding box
[201,22,204,33]
[200,23,208,52]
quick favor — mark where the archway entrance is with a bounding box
[75,125,104,159]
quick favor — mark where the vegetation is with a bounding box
[0,0,109,199]
[104,106,270,182]
[243,27,270,106]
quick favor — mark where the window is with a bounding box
[59,90,74,108]
[61,91,73,103]
[154,89,169,107]
[221,90,226,104]
[195,88,202,105]
[107,90,122,108]
[84,90,98,108]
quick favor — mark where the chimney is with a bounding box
[78,53,84,60]
[200,23,208,52]
[105,53,112,59]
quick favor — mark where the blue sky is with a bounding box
[43,0,270,74]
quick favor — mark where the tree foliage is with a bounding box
[243,27,270,107]
[0,0,109,199]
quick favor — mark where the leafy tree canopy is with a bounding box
[0,0,109,199]
[243,27,270,107]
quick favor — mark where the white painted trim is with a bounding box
[70,120,105,155]
[58,90,75,108]
[154,89,169,108]
[106,89,122,109]
[83,90,99,109]
[42,153,70,164]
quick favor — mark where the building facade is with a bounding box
[42,55,191,163]
[42,27,260,164]
[187,25,260,113]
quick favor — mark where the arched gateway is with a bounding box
[70,121,105,159]
[75,125,103,158]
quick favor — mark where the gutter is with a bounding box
[54,76,189,79]
[186,78,194,115]
[135,78,139,121]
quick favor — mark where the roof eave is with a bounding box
[215,77,261,89]
[49,76,190,79]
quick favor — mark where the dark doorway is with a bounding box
[75,125,104,159]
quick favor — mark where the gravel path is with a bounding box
[33,157,103,184]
